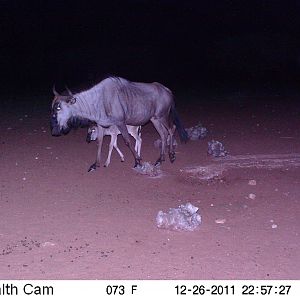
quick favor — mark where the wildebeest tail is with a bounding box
[171,105,189,143]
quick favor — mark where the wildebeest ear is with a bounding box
[70,97,77,104]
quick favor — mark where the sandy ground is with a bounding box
[0,94,299,279]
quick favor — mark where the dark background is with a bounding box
[2,0,300,97]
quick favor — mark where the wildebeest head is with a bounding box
[86,124,98,143]
[50,86,77,136]
[51,86,90,136]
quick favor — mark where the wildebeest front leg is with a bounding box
[117,123,141,167]
[88,125,104,172]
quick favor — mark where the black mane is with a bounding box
[67,116,92,130]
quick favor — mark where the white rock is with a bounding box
[215,218,226,224]
[248,179,256,185]
[41,242,56,247]
[271,224,278,229]
[248,193,256,199]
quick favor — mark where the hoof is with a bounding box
[134,158,142,168]
[88,163,97,172]
[154,160,161,167]
[169,152,176,163]
[134,161,142,168]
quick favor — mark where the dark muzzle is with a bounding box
[51,127,62,136]
[50,114,60,136]
[86,132,92,143]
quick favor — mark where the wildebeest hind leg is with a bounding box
[161,118,176,163]
[151,118,168,166]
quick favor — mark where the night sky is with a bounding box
[2,0,300,96]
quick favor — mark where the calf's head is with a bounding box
[86,125,98,143]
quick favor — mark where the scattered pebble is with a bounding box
[271,224,278,229]
[41,242,56,247]
[248,179,256,185]
[208,140,228,157]
[215,218,226,224]
[22,177,26,181]
[248,193,256,200]
[46,146,52,150]
[185,123,208,140]
[134,162,162,177]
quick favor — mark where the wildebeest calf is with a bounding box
[86,124,142,167]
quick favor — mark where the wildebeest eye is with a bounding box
[53,102,61,111]
[92,128,96,132]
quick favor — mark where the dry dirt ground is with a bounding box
[0,94,299,279]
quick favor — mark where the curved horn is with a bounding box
[52,85,60,96]
[65,85,73,96]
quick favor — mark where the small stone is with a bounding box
[248,193,256,200]
[215,218,226,224]
[248,179,256,185]
[271,224,278,229]
[41,242,56,247]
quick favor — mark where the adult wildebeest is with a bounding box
[86,124,142,167]
[50,76,188,171]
